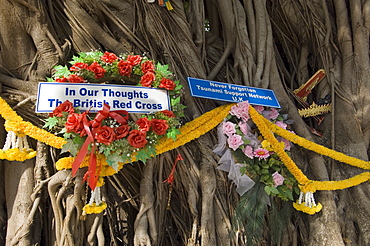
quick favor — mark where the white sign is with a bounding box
[36,83,170,113]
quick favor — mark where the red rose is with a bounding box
[118,60,133,77]
[101,51,118,63]
[140,72,155,87]
[127,55,142,66]
[49,100,74,117]
[141,60,154,74]
[114,124,131,140]
[127,130,148,148]
[70,62,88,71]
[67,74,85,83]
[88,61,106,79]
[159,78,176,90]
[151,119,169,135]
[65,113,88,136]
[55,76,68,83]
[161,110,175,118]
[136,117,151,131]
[94,125,115,145]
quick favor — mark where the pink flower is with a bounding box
[263,108,279,120]
[279,137,291,151]
[238,121,249,135]
[230,101,250,121]
[227,134,244,151]
[230,105,241,118]
[242,145,254,159]
[222,121,236,136]
[272,171,285,187]
[275,121,287,129]
[253,148,270,160]
[254,105,265,113]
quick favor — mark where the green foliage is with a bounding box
[135,145,157,163]
[43,116,59,130]
[232,182,269,246]
[166,128,181,140]
[52,65,71,78]
[268,201,293,245]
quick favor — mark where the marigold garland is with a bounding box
[0,97,23,122]
[0,148,37,162]
[249,106,310,185]
[82,202,107,214]
[249,106,370,191]
[260,116,370,170]
[3,92,370,213]
[4,120,66,149]
[56,155,125,177]
[293,202,323,215]
[156,103,234,154]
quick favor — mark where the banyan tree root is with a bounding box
[48,169,89,246]
[134,159,157,246]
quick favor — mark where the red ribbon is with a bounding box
[71,103,129,190]
[91,103,128,128]
[163,153,183,185]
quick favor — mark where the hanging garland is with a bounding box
[1,76,370,214]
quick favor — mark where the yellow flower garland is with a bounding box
[293,202,323,215]
[56,155,125,177]
[0,148,37,162]
[260,116,370,170]
[249,106,370,192]
[156,103,234,154]
[4,120,66,149]
[3,93,370,214]
[249,106,310,185]
[0,97,23,122]
[82,202,107,214]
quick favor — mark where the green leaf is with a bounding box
[106,159,119,171]
[155,62,172,77]
[43,117,59,130]
[61,140,80,156]
[232,182,269,246]
[166,128,181,140]
[53,65,71,78]
[264,186,271,195]
[171,96,181,107]
[269,186,279,195]
[69,55,85,65]
[135,146,157,163]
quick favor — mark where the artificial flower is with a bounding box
[88,61,106,79]
[227,134,244,151]
[136,117,151,131]
[49,100,74,117]
[222,121,236,136]
[159,78,176,90]
[151,119,169,135]
[141,60,154,73]
[117,60,133,76]
[272,171,285,187]
[94,125,115,145]
[67,74,85,83]
[140,72,155,87]
[253,147,270,160]
[127,129,148,148]
[101,51,118,63]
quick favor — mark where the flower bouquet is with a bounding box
[44,51,185,191]
[214,101,300,244]
[215,101,299,200]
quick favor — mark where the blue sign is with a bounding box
[187,77,280,108]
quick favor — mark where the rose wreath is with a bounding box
[44,51,185,196]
